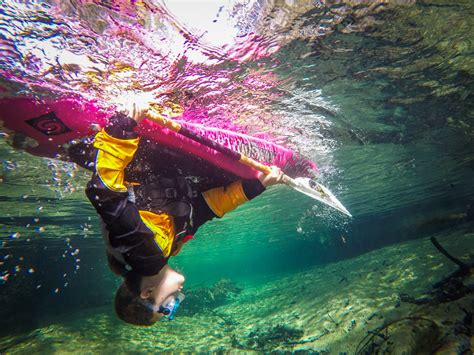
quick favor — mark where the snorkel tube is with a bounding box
[159,292,185,321]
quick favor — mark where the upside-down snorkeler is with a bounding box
[84,104,284,326]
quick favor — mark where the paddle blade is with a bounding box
[286,177,352,217]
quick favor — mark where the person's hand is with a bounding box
[114,91,156,123]
[118,102,149,123]
[258,165,284,187]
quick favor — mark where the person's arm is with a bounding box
[193,166,283,225]
[201,180,264,218]
[190,179,265,228]
[85,113,166,276]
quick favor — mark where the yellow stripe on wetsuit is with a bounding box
[139,211,175,257]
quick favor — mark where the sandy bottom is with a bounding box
[1,225,473,354]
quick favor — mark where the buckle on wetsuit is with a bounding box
[165,188,178,198]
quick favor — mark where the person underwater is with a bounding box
[85,104,284,325]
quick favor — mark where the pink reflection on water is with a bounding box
[0,0,292,145]
[226,33,280,63]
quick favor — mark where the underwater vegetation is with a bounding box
[0,226,472,353]
[180,278,242,316]
[355,237,474,354]
[232,324,305,351]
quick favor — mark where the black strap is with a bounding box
[133,177,197,234]
[148,188,179,199]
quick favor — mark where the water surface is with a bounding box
[0,0,473,351]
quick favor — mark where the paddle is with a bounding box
[144,112,352,217]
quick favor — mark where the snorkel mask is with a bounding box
[148,292,185,321]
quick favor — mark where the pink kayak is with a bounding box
[0,96,317,179]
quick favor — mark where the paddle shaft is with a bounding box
[145,112,352,217]
[147,114,274,175]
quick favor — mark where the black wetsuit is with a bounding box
[83,114,265,276]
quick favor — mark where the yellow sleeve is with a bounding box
[93,129,140,192]
[202,181,249,218]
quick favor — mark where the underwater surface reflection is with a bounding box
[0,0,473,352]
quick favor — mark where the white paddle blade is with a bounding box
[285,177,352,217]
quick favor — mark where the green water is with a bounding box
[1,1,473,353]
